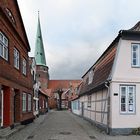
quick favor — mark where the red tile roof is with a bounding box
[79,37,117,96]
[39,89,49,97]
[48,80,81,92]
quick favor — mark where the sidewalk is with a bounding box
[0,113,47,140]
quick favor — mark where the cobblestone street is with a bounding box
[4,111,140,140]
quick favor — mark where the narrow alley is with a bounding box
[5,111,140,140]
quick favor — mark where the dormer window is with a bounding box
[5,8,16,25]
[88,69,94,85]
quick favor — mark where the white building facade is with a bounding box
[71,22,140,135]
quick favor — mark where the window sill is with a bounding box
[131,66,140,68]
[120,112,136,115]
[23,73,27,77]
[14,66,20,72]
[0,56,9,63]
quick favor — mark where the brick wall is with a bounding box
[36,65,49,89]
[0,0,34,127]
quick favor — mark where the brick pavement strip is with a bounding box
[3,110,140,140]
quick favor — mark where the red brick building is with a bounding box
[48,80,81,109]
[0,0,34,128]
[38,89,48,114]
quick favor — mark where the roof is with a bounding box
[16,0,30,51]
[0,0,30,51]
[80,45,117,96]
[39,89,48,97]
[79,21,140,96]
[48,80,81,92]
[34,14,46,66]
[48,80,81,99]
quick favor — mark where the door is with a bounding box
[14,90,20,123]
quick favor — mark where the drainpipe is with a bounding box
[105,80,110,134]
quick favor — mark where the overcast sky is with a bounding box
[17,0,140,80]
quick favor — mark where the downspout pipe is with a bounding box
[105,80,110,134]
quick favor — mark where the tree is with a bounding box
[55,88,63,110]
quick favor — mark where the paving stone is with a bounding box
[6,110,140,140]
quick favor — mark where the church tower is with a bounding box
[35,14,49,89]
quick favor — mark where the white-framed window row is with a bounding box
[0,31,8,60]
[22,58,27,75]
[120,85,136,114]
[14,48,19,69]
[132,43,140,67]
[22,93,27,112]
[28,94,32,111]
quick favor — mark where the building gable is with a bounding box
[80,44,117,96]
[79,21,140,97]
[0,0,30,51]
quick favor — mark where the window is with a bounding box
[14,48,19,69]
[88,69,94,84]
[120,85,135,114]
[0,31,8,60]
[36,100,38,111]
[28,94,31,111]
[132,44,140,67]
[22,93,26,112]
[43,100,45,109]
[87,95,91,107]
[22,58,27,75]
[5,8,16,24]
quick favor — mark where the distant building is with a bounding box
[29,57,39,117]
[0,0,34,128]
[48,80,81,109]
[38,89,48,114]
[34,15,49,114]
[71,21,140,135]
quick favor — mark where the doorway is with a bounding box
[14,89,20,123]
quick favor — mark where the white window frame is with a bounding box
[28,94,31,111]
[88,69,94,85]
[87,95,91,108]
[0,31,8,60]
[120,85,135,114]
[22,93,26,112]
[132,44,140,67]
[22,58,27,75]
[14,48,19,69]
[36,100,38,111]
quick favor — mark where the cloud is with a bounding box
[17,0,140,79]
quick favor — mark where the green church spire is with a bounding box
[35,12,46,66]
